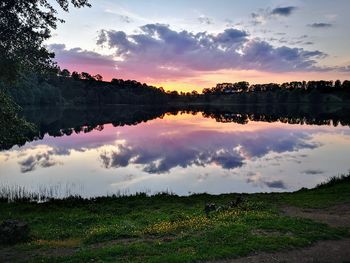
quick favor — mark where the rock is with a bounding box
[215,205,228,212]
[0,220,30,245]
[204,203,216,216]
[229,195,244,208]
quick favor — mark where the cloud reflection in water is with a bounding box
[1,112,349,196]
[99,128,319,174]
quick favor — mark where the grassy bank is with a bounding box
[0,175,349,262]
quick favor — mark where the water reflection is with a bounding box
[98,126,318,174]
[1,105,350,197]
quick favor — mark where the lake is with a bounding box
[1,105,350,198]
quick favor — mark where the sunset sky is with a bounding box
[48,0,350,92]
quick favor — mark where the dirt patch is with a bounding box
[0,235,178,262]
[89,235,176,249]
[88,237,139,249]
[0,246,77,263]
[38,247,77,258]
[214,239,350,263]
[251,229,294,237]
[281,203,350,228]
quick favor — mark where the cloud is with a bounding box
[101,141,245,174]
[264,180,287,189]
[18,156,37,173]
[251,6,297,25]
[308,23,333,28]
[120,15,132,23]
[49,44,117,79]
[97,24,327,80]
[246,172,287,189]
[241,41,326,71]
[251,12,267,25]
[302,169,325,175]
[337,65,350,72]
[224,19,241,27]
[215,28,248,43]
[271,6,297,16]
[197,173,209,182]
[99,127,319,174]
[100,145,134,168]
[276,35,314,46]
[18,149,64,173]
[198,16,213,25]
[49,44,115,68]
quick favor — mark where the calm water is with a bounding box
[1,106,350,197]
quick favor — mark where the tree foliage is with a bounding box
[0,0,90,82]
[7,72,170,106]
[0,89,36,150]
[204,80,350,94]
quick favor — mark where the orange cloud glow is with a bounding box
[149,69,350,93]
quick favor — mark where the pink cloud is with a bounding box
[49,44,118,80]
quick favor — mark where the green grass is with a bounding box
[1,174,349,262]
[277,174,350,208]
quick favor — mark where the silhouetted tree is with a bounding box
[334,80,342,90]
[235,81,250,92]
[342,80,350,91]
[0,89,36,150]
[111,78,122,85]
[81,72,94,81]
[71,71,81,80]
[59,69,71,78]
[203,88,212,95]
[94,74,103,81]
[167,90,179,99]
[203,80,350,95]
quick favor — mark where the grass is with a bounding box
[277,174,350,208]
[0,174,349,262]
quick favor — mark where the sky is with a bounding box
[48,0,350,92]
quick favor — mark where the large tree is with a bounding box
[0,0,90,82]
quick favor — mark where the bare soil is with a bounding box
[0,246,77,263]
[0,236,177,262]
[213,239,350,263]
[281,203,350,228]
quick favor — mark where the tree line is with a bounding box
[202,80,350,95]
[7,72,350,106]
[4,103,350,150]
[6,69,170,106]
